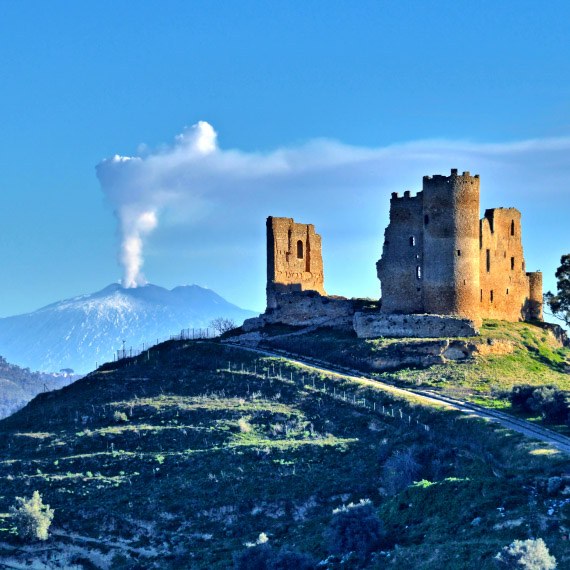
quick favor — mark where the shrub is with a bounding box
[495,538,557,569]
[270,547,315,570]
[382,448,421,495]
[510,385,536,412]
[233,543,315,570]
[233,543,273,570]
[113,410,129,423]
[10,491,54,541]
[325,499,384,565]
[510,385,569,424]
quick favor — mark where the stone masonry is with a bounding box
[266,217,326,309]
[376,169,542,327]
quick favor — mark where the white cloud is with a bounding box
[96,122,570,308]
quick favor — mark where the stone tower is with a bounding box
[377,169,541,326]
[266,217,326,309]
[422,170,481,323]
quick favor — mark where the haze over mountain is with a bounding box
[0,283,256,374]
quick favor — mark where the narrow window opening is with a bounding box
[510,257,515,270]
[409,236,415,247]
[424,214,429,225]
[490,290,494,303]
[486,249,491,272]
[510,220,515,236]
[296,240,304,259]
[522,261,525,271]
[506,288,509,295]
[416,266,422,280]
[480,289,483,302]
[457,249,461,256]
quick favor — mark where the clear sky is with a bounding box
[0,1,569,317]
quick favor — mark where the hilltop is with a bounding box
[0,283,256,374]
[0,321,568,569]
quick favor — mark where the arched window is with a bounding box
[416,266,422,280]
[409,236,415,247]
[510,220,515,236]
[297,240,304,259]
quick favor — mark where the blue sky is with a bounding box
[0,1,569,317]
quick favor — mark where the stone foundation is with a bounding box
[354,312,478,339]
[243,291,356,331]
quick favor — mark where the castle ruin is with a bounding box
[376,169,543,327]
[266,217,326,309]
[244,170,542,339]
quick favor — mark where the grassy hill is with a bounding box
[259,320,570,433]
[0,330,568,569]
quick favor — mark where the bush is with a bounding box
[382,449,421,495]
[10,491,54,541]
[270,547,315,570]
[113,410,129,423]
[233,544,315,570]
[495,538,557,569]
[510,385,569,424]
[325,499,384,565]
[233,543,273,570]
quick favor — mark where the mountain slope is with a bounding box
[0,355,76,419]
[0,338,567,569]
[0,284,256,374]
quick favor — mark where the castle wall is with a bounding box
[354,312,478,339]
[266,217,326,309]
[479,208,531,321]
[376,191,424,313]
[526,271,543,320]
[422,170,481,324]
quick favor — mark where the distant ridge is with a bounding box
[0,283,256,374]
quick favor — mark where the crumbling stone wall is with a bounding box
[479,208,542,321]
[354,312,478,339]
[266,217,326,309]
[377,170,542,325]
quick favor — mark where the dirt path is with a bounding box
[224,342,570,455]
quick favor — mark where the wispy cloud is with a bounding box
[96,123,570,306]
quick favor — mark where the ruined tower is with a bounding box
[422,170,481,323]
[377,169,542,326]
[266,217,326,309]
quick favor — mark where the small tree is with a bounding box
[10,491,54,541]
[545,253,570,327]
[495,538,557,569]
[382,448,421,495]
[210,317,237,336]
[326,499,384,565]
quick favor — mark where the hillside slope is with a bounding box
[0,355,76,420]
[0,283,256,374]
[0,336,568,569]
[257,320,570,432]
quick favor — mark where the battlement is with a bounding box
[423,169,480,184]
[390,190,422,201]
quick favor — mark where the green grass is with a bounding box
[0,338,568,569]
[260,320,570,433]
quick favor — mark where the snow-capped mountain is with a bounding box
[0,284,257,374]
